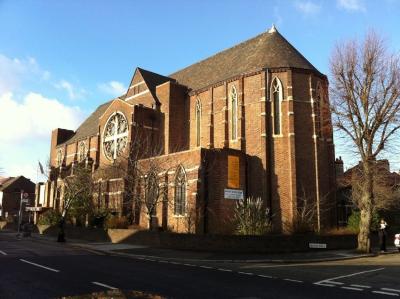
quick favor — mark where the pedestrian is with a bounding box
[378,219,388,252]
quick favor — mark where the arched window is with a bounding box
[56,149,63,167]
[78,141,87,162]
[174,165,186,215]
[145,172,158,216]
[195,98,201,147]
[315,83,323,137]
[231,85,238,140]
[271,78,283,135]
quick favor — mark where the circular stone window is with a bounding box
[102,112,129,160]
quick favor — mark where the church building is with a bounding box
[43,25,337,234]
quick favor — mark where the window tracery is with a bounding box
[103,112,129,160]
[174,165,186,216]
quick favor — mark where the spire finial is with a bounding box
[268,24,277,33]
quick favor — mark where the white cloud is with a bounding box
[295,1,321,15]
[0,54,50,94]
[337,0,366,12]
[0,92,83,143]
[55,79,87,100]
[98,81,127,97]
[0,92,85,182]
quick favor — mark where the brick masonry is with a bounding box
[44,30,336,235]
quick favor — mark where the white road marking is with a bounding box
[92,281,117,290]
[313,283,335,287]
[256,263,306,268]
[237,271,254,275]
[19,259,60,273]
[217,268,232,272]
[257,274,274,279]
[315,268,384,285]
[0,250,7,255]
[284,278,303,283]
[341,286,363,291]
[183,263,196,267]
[316,281,343,285]
[158,260,169,263]
[372,291,399,296]
[350,284,371,289]
[199,265,213,269]
[382,288,400,293]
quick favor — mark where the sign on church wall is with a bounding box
[224,189,244,200]
[227,155,240,188]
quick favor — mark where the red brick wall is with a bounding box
[47,66,337,234]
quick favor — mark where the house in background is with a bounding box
[336,159,400,227]
[0,176,35,222]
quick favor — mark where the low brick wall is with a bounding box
[107,229,358,253]
[40,226,110,242]
[32,225,358,253]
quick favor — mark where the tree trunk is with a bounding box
[57,217,66,242]
[358,208,371,252]
[357,162,374,253]
[148,215,152,231]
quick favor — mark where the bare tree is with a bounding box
[57,164,94,241]
[330,31,400,252]
[96,127,182,231]
[350,161,400,212]
[293,190,335,233]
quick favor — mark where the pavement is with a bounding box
[29,230,399,263]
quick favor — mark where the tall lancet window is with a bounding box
[145,171,158,216]
[231,85,238,140]
[195,98,201,147]
[315,83,323,137]
[271,78,283,135]
[174,165,186,216]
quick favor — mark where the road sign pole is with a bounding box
[17,191,29,237]
[17,190,23,236]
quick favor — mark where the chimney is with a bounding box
[335,156,344,177]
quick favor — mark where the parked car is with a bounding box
[395,234,400,252]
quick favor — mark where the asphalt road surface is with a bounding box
[0,231,399,298]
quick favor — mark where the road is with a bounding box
[0,231,399,298]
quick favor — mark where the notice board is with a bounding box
[227,155,240,188]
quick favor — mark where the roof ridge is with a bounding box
[169,28,321,91]
[169,31,268,78]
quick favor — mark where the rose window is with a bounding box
[103,112,129,160]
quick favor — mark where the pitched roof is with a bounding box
[337,160,400,188]
[0,176,18,191]
[169,27,320,91]
[137,68,174,103]
[60,100,114,145]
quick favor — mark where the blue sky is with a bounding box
[0,0,399,181]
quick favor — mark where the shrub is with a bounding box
[347,211,380,233]
[37,210,62,226]
[89,208,111,228]
[105,216,129,229]
[234,197,272,235]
